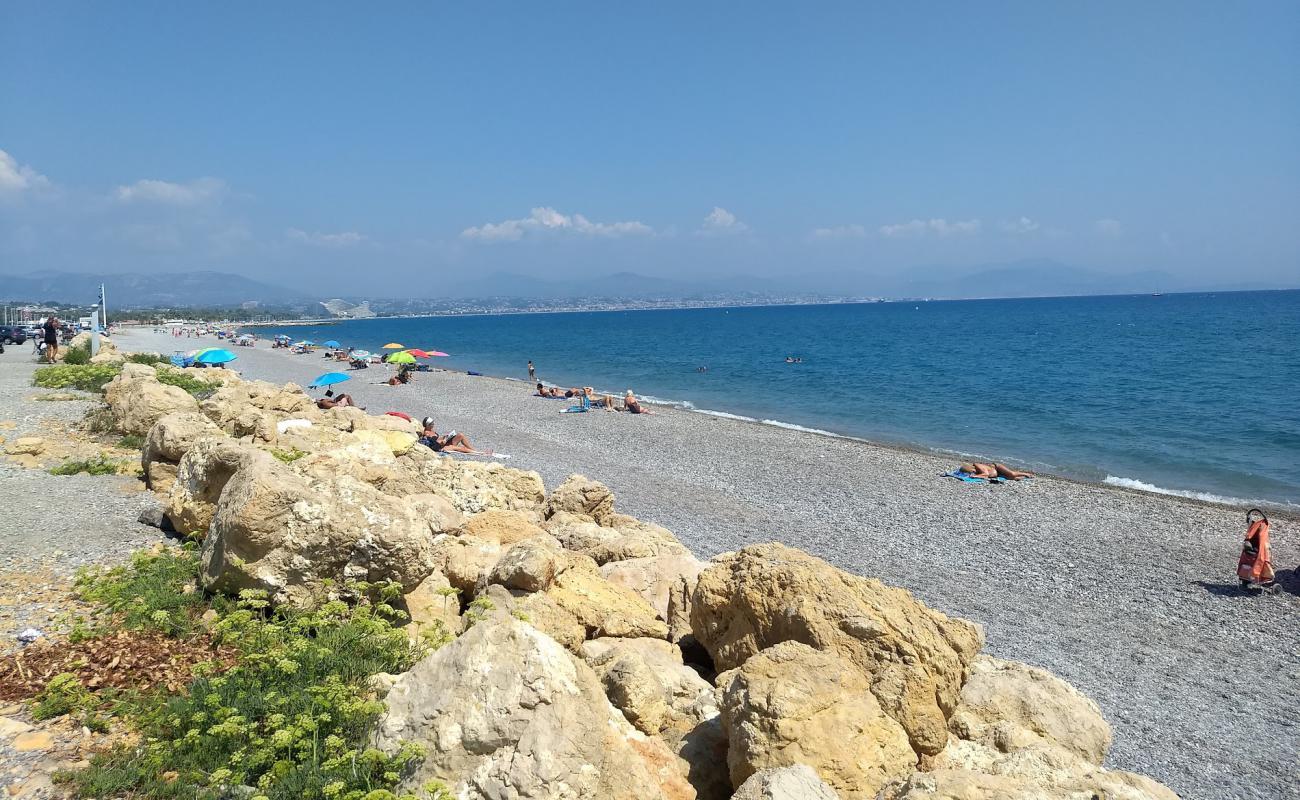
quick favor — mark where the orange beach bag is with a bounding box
[1236,509,1274,585]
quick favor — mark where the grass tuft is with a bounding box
[270,447,307,463]
[155,366,220,398]
[50,455,121,476]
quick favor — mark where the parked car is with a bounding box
[0,325,28,345]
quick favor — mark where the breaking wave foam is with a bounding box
[759,419,847,438]
[1102,476,1278,508]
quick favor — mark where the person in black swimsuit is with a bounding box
[418,417,489,455]
[42,316,60,363]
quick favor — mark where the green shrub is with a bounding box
[127,352,169,365]
[82,405,118,434]
[50,455,120,476]
[33,364,122,392]
[270,447,307,463]
[64,549,436,800]
[33,673,97,720]
[118,434,145,450]
[155,366,220,398]
[75,548,211,637]
[63,342,91,365]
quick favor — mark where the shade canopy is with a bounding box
[387,351,416,364]
[381,342,405,349]
[309,372,351,388]
[195,349,237,364]
[323,340,341,348]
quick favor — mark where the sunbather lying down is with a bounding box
[960,462,1033,480]
[317,390,363,410]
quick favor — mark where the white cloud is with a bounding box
[0,149,51,195]
[461,207,653,242]
[114,177,225,205]
[810,224,867,240]
[1095,218,1123,237]
[880,218,981,237]
[699,206,748,235]
[286,228,366,247]
[1000,216,1039,234]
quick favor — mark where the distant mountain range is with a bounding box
[0,270,309,307]
[0,263,1292,308]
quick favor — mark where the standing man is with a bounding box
[43,315,60,363]
[527,360,536,382]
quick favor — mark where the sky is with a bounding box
[1,1,1297,294]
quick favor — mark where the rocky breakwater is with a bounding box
[106,362,1179,800]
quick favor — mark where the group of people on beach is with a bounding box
[535,383,654,414]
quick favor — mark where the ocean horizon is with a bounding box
[254,289,1300,509]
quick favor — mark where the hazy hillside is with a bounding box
[0,271,308,307]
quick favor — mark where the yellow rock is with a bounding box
[4,436,46,456]
[352,428,416,456]
[13,730,55,751]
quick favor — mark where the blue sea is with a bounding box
[261,291,1300,508]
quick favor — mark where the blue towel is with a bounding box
[942,470,1008,484]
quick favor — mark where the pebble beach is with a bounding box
[3,329,1298,799]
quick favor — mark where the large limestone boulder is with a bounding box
[104,367,200,435]
[547,554,669,640]
[478,584,586,652]
[460,509,551,546]
[580,637,717,740]
[880,655,1181,800]
[581,637,729,800]
[949,656,1112,765]
[732,765,842,800]
[882,765,1178,800]
[146,461,180,497]
[546,511,689,565]
[434,534,504,594]
[545,474,616,523]
[352,412,419,434]
[141,412,227,488]
[691,543,982,755]
[374,618,696,800]
[601,551,705,628]
[718,641,914,799]
[167,440,272,534]
[486,537,566,593]
[401,450,546,517]
[200,454,463,603]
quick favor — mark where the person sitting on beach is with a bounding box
[387,366,412,386]
[317,390,360,410]
[419,417,491,455]
[960,462,1033,481]
[622,390,654,415]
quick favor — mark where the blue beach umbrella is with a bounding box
[309,372,351,389]
[195,349,237,364]
[323,340,341,349]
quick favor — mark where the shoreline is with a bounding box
[70,329,1300,797]
[208,326,1299,516]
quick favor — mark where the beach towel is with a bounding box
[276,419,313,434]
[941,470,1007,484]
[561,396,592,413]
